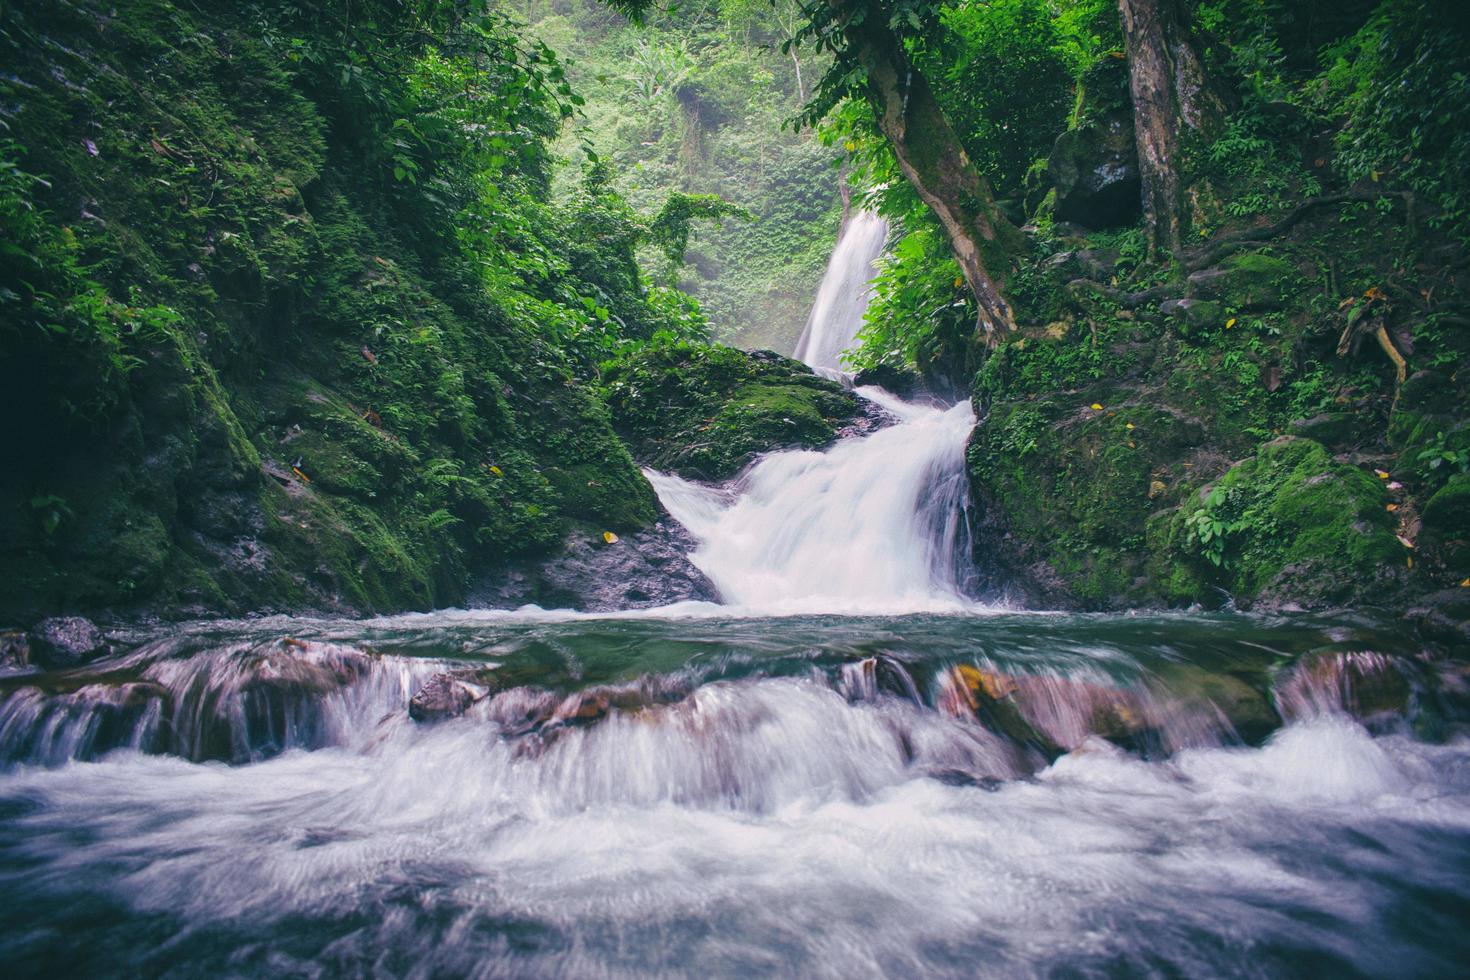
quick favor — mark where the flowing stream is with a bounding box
[1,219,1467,978]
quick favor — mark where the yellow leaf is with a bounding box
[291,466,310,484]
[1371,169,1381,182]
[1460,578,1469,588]
[1125,422,1135,430]
[1406,555,1413,568]
[1375,469,1390,479]
[1397,534,1415,549]
[602,531,619,544]
[1090,403,1104,411]
[1225,318,1236,329]
[1386,503,1399,512]
[1127,441,1136,449]
[489,465,503,477]
[953,277,963,288]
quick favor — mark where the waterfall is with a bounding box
[791,209,888,373]
[648,389,976,613]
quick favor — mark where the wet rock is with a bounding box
[0,630,30,669]
[408,672,488,723]
[1277,649,1413,726]
[30,617,111,669]
[1407,589,1470,646]
[470,517,718,612]
[1047,113,1141,230]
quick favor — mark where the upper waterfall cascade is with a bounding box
[791,209,889,373]
[648,208,976,614]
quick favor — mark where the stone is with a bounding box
[1186,253,1295,310]
[1159,297,1224,333]
[1047,113,1141,230]
[0,630,30,669]
[408,672,487,723]
[30,616,110,669]
[1287,413,1362,448]
[470,517,719,613]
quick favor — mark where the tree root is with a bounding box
[1184,191,1412,271]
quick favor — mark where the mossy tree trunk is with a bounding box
[1117,0,1222,266]
[828,0,1023,337]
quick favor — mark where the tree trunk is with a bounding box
[1117,0,1221,266]
[830,1,1022,336]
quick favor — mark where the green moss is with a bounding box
[1187,252,1296,311]
[967,391,1205,607]
[1171,437,1403,608]
[604,343,862,480]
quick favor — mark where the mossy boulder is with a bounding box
[1186,252,1296,311]
[603,343,864,480]
[1168,437,1404,609]
[967,389,1207,607]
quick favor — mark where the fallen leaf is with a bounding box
[360,347,378,364]
[1127,440,1136,448]
[1406,555,1413,568]
[1387,481,1403,491]
[291,466,311,484]
[1396,534,1415,549]
[489,465,503,477]
[1090,403,1104,411]
[1125,422,1136,430]
[1460,578,1469,588]
[1374,469,1390,479]
[1225,318,1236,329]
[953,277,963,289]
[1386,503,1399,512]
[602,531,619,544]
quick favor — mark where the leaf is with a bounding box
[1225,318,1236,329]
[1386,503,1399,512]
[1374,469,1390,479]
[602,531,619,544]
[1125,422,1135,430]
[1090,403,1103,411]
[489,465,503,477]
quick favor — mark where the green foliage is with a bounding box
[848,225,973,374]
[1315,0,1470,243]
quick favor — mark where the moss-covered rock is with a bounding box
[603,343,864,480]
[1186,252,1296,311]
[1168,437,1404,609]
[967,388,1207,607]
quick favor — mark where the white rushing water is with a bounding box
[792,209,888,373]
[648,390,976,614]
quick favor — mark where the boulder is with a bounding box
[470,517,719,613]
[408,672,489,723]
[1186,253,1295,311]
[0,630,30,669]
[30,616,111,669]
[1286,412,1363,448]
[1159,297,1224,334]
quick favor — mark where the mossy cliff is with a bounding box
[966,201,1468,613]
[0,0,662,622]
